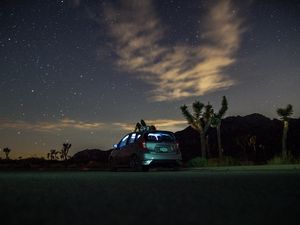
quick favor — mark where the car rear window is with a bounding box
[144,132,175,143]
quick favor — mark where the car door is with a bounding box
[126,133,138,161]
[116,134,130,165]
[118,133,138,165]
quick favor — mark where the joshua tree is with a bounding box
[249,135,257,153]
[277,104,293,158]
[134,119,156,132]
[180,101,214,158]
[3,147,11,160]
[61,143,72,161]
[211,96,228,158]
[47,149,59,160]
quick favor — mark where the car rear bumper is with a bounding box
[142,153,182,166]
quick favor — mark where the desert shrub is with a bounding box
[219,156,241,166]
[207,156,241,167]
[187,157,208,167]
[267,156,283,165]
[206,158,219,167]
[187,156,243,167]
[267,153,297,165]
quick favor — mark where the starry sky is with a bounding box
[1,0,300,158]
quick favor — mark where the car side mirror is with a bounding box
[113,144,118,149]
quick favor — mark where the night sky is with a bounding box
[1,0,299,158]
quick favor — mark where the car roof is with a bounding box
[129,130,174,135]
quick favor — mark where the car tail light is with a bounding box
[139,139,147,151]
[175,141,180,154]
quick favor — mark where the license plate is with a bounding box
[159,147,168,152]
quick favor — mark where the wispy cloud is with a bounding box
[113,119,187,132]
[0,118,187,133]
[105,0,244,101]
[0,118,105,132]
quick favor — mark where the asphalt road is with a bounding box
[0,169,299,225]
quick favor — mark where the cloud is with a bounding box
[113,119,187,132]
[0,118,105,132]
[105,0,244,101]
[0,118,187,133]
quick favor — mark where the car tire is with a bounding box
[129,155,142,171]
[109,157,117,172]
[172,165,181,171]
[142,165,149,172]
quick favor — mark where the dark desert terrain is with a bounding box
[1,168,299,225]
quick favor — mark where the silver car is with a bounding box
[109,130,182,171]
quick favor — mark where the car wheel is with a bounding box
[129,155,142,171]
[142,165,149,172]
[109,157,117,172]
[172,165,181,171]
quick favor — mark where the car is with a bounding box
[109,130,182,171]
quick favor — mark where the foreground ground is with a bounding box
[0,166,299,225]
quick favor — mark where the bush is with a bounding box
[187,156,258,167]
[217,156,241,166]
[267,153,297,165]
[207,157,241,167]
[187,157,208,167]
